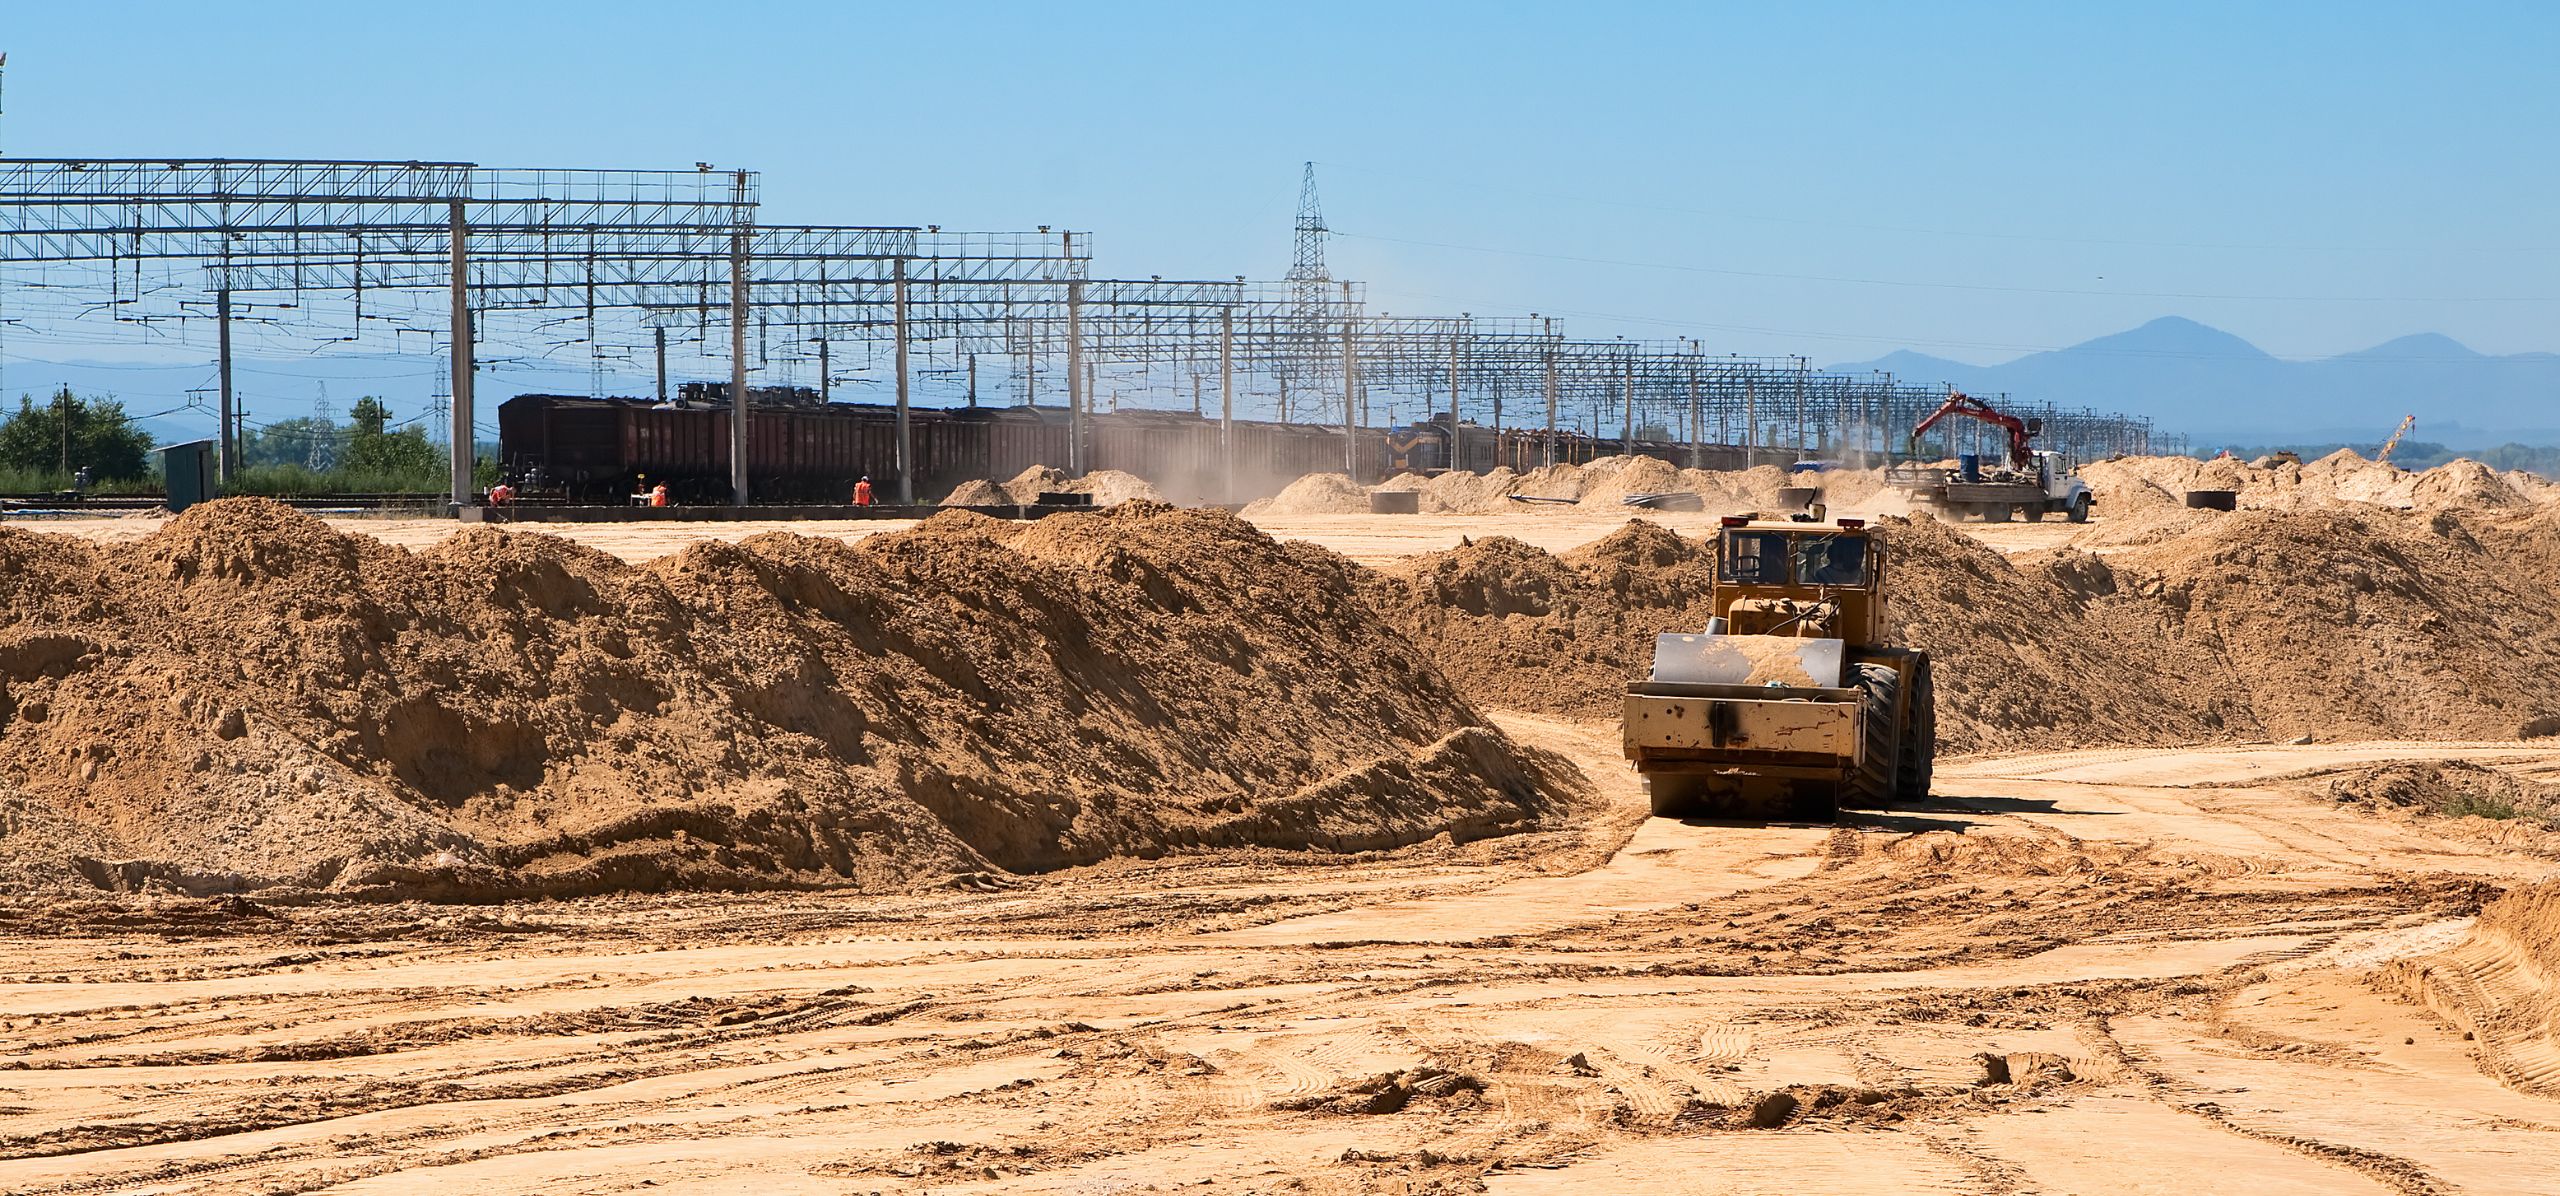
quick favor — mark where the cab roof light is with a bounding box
[1837,518,1865,529]
[1719,515,1749,527]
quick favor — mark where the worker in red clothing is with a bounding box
[852,475,875,506]
[487,481,515,506]
[649,482,670,508]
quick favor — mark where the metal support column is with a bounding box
[654,325,668,402]
[1066,278,1086,475]
[1542,317,1559,466]
[1219,305,1235,504]
[818,336,831,403]
[1447,328,1463,474]
[893,257,913,503]
[1620,353,1635,456]
[216,286,235,484]
[1688,350,1703,470]
[1341,280,1359,479]
[727,209,750,506]
[447,202,475,507]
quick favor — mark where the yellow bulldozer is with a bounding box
[1622,515,1934,820]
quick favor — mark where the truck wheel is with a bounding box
[1895,656,1937,803]
[1845,663,1900,810]
[1980,504,2012,523]
[2066,494,2091,523]
[1645,773,1705,818]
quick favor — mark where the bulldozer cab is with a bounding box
[1713,519,1888,648]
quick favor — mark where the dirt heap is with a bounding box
[1360,522,1723,722]
[1243,472,1374,516]
[2385,877,2560,1096]
[1364,515,2235,753]
[997,465,1072,504]
[2078,452,2546,515]
[2318,760,2560,829]
[1576,455,1689,505]
[940,479,1011,506]
[2105,507,2560,741]
[1065,469,1164,506]
[0,499,1581,899]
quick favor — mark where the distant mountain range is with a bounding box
[1827,317,2560,448]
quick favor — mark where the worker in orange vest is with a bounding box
[852,476,875,506]
[649,482,670,508]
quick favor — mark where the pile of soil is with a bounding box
[2317,760,2560,828]
[1368,505,2560,754]
[1243,472,1373,516]
[940,479,1011,506]
[2078,451,2551,515]
[2105,507,2560,741]
[997,465,1072,504]
[1360,522,1723,722]
[1364,515,2230,753]
[0,499,1583,899]
[2384,877,2560,1096]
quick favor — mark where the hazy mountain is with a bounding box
[1828,317,2560,446]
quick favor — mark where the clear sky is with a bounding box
[4,0,2556,365]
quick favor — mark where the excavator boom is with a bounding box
[1910,392,2037,468]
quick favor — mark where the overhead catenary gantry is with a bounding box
[0,157,2162,507]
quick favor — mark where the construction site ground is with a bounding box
[8,463,2560,1194]
[4,726,2554,1194]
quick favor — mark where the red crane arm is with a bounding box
[1910,392,2034,468]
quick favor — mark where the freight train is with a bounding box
[496,393,1787,504]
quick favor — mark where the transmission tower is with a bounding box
[306,382,333,470]
[1282,162,1333,419]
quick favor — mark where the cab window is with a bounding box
[1792,535,1868,586]
[1719,531,1790,584]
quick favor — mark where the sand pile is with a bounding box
[940,479,1011,506]
[2319,760,2560,827]
[1509,463,1586,502]
[1361,516,2229,752]
[2107,507,2560,741]
[1576,455,1689,505]
[2385,877,2560,1095]
[997,465,1072,503]
[2078,451,2544,515]
[1066,469,1164,505]
[1360,522,1723,721]
[0,499,1580,899]
[1243,473,1373,516]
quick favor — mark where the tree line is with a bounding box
[0,388,449,493]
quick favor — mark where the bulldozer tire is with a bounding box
[1845,663,1900,810]
[1895,656,1937,803]
[2066,494,2091,523]
[1645,773,1705,818]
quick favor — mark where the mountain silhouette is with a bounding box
[1829,317,2560,445]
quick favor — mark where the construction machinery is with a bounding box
[1886,392,2092,522]
[2378,414,2417,464]
[1622,515,1934,821]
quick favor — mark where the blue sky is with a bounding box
[5,0,2557,365]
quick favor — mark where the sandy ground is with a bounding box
[14,505,2086,565]
[5,722,2556,1194]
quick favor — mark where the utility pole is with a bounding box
[1066,277,1085,474]
[654,325,668,402]
[216,286,236,483]
[1620,352,1635,456]
[1542,316,1559,467]
[447,202,475,507]
[1687,343,1703,470]
[1745,373,1758,465]
[966,352,978,408]
[1191,372,1202,417]
[1447,322,1463,474]
[1219,304,1234,504]
[893,256,913,502]
[727,176,751,507]
[817,336,831,403]
[1341,279,1358,479]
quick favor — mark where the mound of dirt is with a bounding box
[1065,469,1164,506]
[0,499,1583,899]
[2384,877,2560,1095]
[1576,456,1688,505]
[1243,472,1373,516]
[998,465,1072,504]
[2320,760,2560,827]
[941,479,1011,506]
[2107,507,2560,741]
